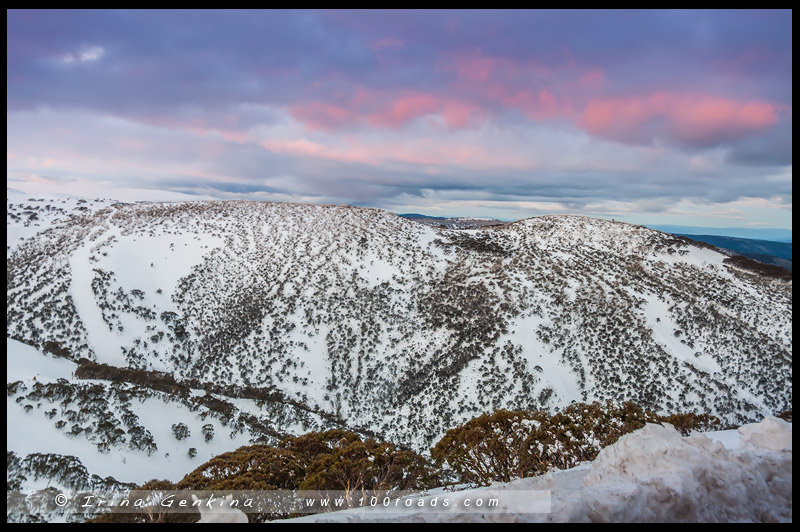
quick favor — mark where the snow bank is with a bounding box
[292,418,792,523]
[738,416,792,452]
[571,420,792,522]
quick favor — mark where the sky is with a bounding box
[6,10,792,228]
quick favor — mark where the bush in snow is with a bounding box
[177,445,304,490]
[293,432,439,496]
[430,409,548,484]
[431,401,663,485]
[176,430,438,510]
[201,423,215,443]
[171,423,190,441]
[657,412,724,436]
[278,428,362,463]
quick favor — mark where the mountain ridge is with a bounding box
[7,197,792,495]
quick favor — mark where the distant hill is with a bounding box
[399,213,505,229]
[674,234,792,272]
[399,213,449,220]
[648,225,791,243]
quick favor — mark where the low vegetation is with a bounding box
[90,429,438,523]
[82,401,743,522]
[431,401,728,485]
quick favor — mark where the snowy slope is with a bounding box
[6,192,116,258]
[6,338,340,494]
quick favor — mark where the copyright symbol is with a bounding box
[54,493,69,507]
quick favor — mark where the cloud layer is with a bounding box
[6,10,792,227]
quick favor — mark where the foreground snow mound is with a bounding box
[573,420,792,522]
[293,418,792,523]
[738,416,792,452]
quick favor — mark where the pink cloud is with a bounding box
[579,69,605,89]
[452,52,497,82]
[351,86,379,108]
[581,92,782,145]
[668,98,779,144]
[487,87,572,121]
[261,138,375,165]
[261,135,531,170]
[289,91,486,131]
[441,101,484,128]
[292,85,574,131]
[134,114,249,143]
[289,102,358,131]
[368,94,440,127]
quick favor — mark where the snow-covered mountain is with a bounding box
[6,195,792,497]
